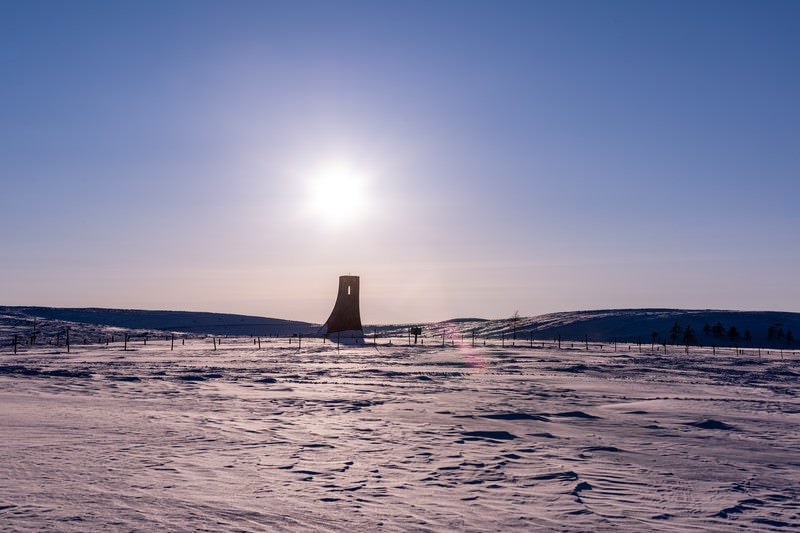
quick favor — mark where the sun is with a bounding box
[306,162,368,226]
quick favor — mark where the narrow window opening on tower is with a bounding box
[348,285,351,295]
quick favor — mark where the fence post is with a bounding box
[171,334,174,351]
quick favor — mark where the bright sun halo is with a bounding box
[307,163,367,226]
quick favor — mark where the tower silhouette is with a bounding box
[322,275,364,342]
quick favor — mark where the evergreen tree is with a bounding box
[703,323,712,337]
[670,321,682,344]
[743,329,752,344]
[727,326,740,345]
[682,325,697,346]
[711,321,725,339]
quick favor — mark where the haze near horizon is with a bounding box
[2,1,798,323]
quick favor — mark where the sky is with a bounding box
[1,1,798,324]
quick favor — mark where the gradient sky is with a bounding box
[1,1,798,324]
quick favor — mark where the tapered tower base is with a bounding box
[328,329,365,345]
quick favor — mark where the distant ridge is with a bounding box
[1,306,318,336]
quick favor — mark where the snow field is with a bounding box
[1,337,798,531]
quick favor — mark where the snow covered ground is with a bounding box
[2,337,799,531]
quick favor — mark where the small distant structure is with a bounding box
[321,275,364,344]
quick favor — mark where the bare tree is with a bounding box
[511,310,520,343]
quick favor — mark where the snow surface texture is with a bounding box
[2,335,799,531]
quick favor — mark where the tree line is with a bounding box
[660,320,794,348]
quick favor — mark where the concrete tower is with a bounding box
[322,275,364,343]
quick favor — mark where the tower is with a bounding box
[321,275,364,343]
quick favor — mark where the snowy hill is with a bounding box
[374,309,800,349]
[0,306,318,343]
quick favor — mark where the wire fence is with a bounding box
[2,327,797,359]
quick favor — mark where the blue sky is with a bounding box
[1,1,798,323]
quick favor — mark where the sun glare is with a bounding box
[307,163,368,226]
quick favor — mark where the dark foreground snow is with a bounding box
[1,339,799,531]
